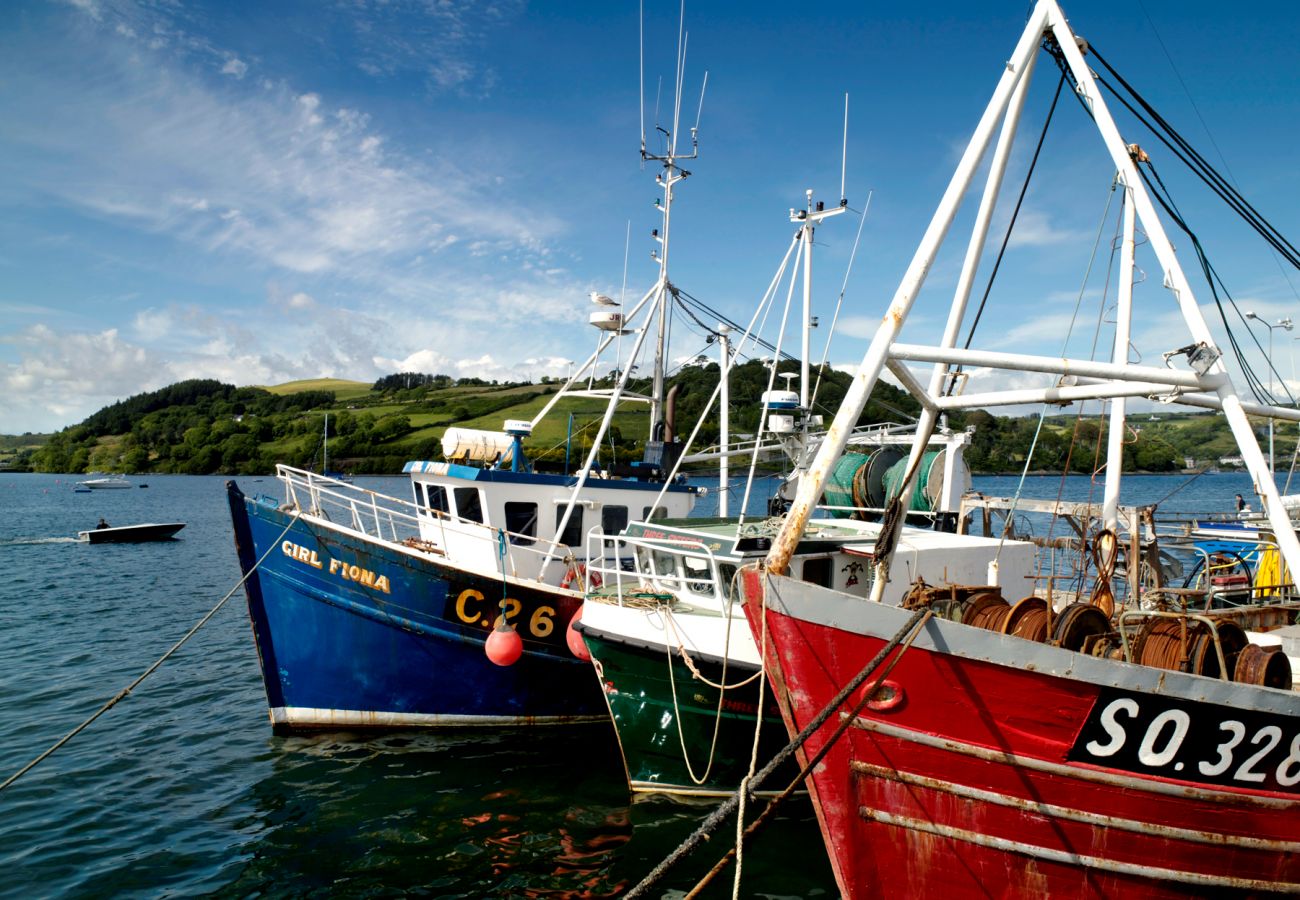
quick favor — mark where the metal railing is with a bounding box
[586,532,728,607]
[275,465,581,583]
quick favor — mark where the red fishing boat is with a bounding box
[743,1,1300,895]
[745,570,1299,895]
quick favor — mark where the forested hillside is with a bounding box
[4,364,1265,476]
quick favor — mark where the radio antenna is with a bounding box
[620,220,631,305]
[693,70,708,139]
[841,93,849,204]
[639,0,646,155]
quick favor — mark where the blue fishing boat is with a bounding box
[227,464,695,730]
[227,119,708,731]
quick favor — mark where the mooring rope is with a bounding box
[0,510,302,795]
[624,593,931,899]
[687,606,934,899]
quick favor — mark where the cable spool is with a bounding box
[1233,643,1292,689]
[1187,621,1248,680]
[864,448,904,508]
[1002,596,1051,643]
[824,453,872,519]
[962,592,1011,631]
[924,448,967,509]
[881,453,933,512]
[1051,602,1113,653]
[1133,618,1207,672]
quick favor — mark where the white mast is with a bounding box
[718,324,731,516]
[1103,181,1138,530]
[643,6,703,440]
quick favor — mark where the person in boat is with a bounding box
[96,518,110,529]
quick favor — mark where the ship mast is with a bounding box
[640,3,703,440]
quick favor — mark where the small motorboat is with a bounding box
[79,476,132,490]
[78,522,186,544]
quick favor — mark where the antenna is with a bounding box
[639,0,645,154]
[672,1,685,154]
[841,93,849,204]
[653,76,663,148]
[620,220,631,305]
[693,70,708,146]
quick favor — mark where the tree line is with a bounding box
[11,367,1188,475]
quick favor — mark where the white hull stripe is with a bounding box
[848,714,1295,809]
[858,808,1300,894]
[271,706,607,728]
[852,761,1300,853]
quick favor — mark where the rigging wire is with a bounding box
[1086,46,1300,269]
[1048,43,1297,409]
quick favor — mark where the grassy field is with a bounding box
[260,378,373,400]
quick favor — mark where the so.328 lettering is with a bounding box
[1072,691,1300,794]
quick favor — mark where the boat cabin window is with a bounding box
[801,556,833,588]
[423,484,449,516]
[643,505,667,521]
[602,505,629,535]
[651,549,678,582]
[718,563,739,600]
[453,488,484,524]
[683,555,713,595]
[504,502,538,545]
[555,507,584,550]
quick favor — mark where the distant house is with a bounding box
[1219,455,1245,468]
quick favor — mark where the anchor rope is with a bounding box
[0,508,302,795]
[626,589,931,899]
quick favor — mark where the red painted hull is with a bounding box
[743,570,1300,898]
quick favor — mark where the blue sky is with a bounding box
[2,0,1298,434]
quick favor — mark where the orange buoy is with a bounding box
[567,606,591,661]
[485,619,523,666]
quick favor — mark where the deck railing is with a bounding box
[275,466,582,584]
[586,532,727,607]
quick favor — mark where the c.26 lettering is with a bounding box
[453,589,559,639]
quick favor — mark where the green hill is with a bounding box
[5,367,1251,476]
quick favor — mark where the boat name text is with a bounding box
[281,541,391,593]
[1068,687,1300,794]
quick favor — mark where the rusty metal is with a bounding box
[1234,643,1292,689]
[1002,596,1051,643]
[963,593,1012,631]
[1051,602,1113,652]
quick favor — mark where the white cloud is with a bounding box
[288,292,314,309]
[221,56,248,79]
[1006,208,1079,249]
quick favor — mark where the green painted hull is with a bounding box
[581,627,797,797]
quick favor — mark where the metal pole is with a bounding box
[1103,181,1136,530]
[765,3,1050,574]
[801,195,813,410]
[719,324,731,517]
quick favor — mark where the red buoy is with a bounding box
[566,606,591,661]
[485,619,523,666]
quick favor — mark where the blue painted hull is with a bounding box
[226,482,606,731]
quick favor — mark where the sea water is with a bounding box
[0,473,837,898]
[0,469,1271,896]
